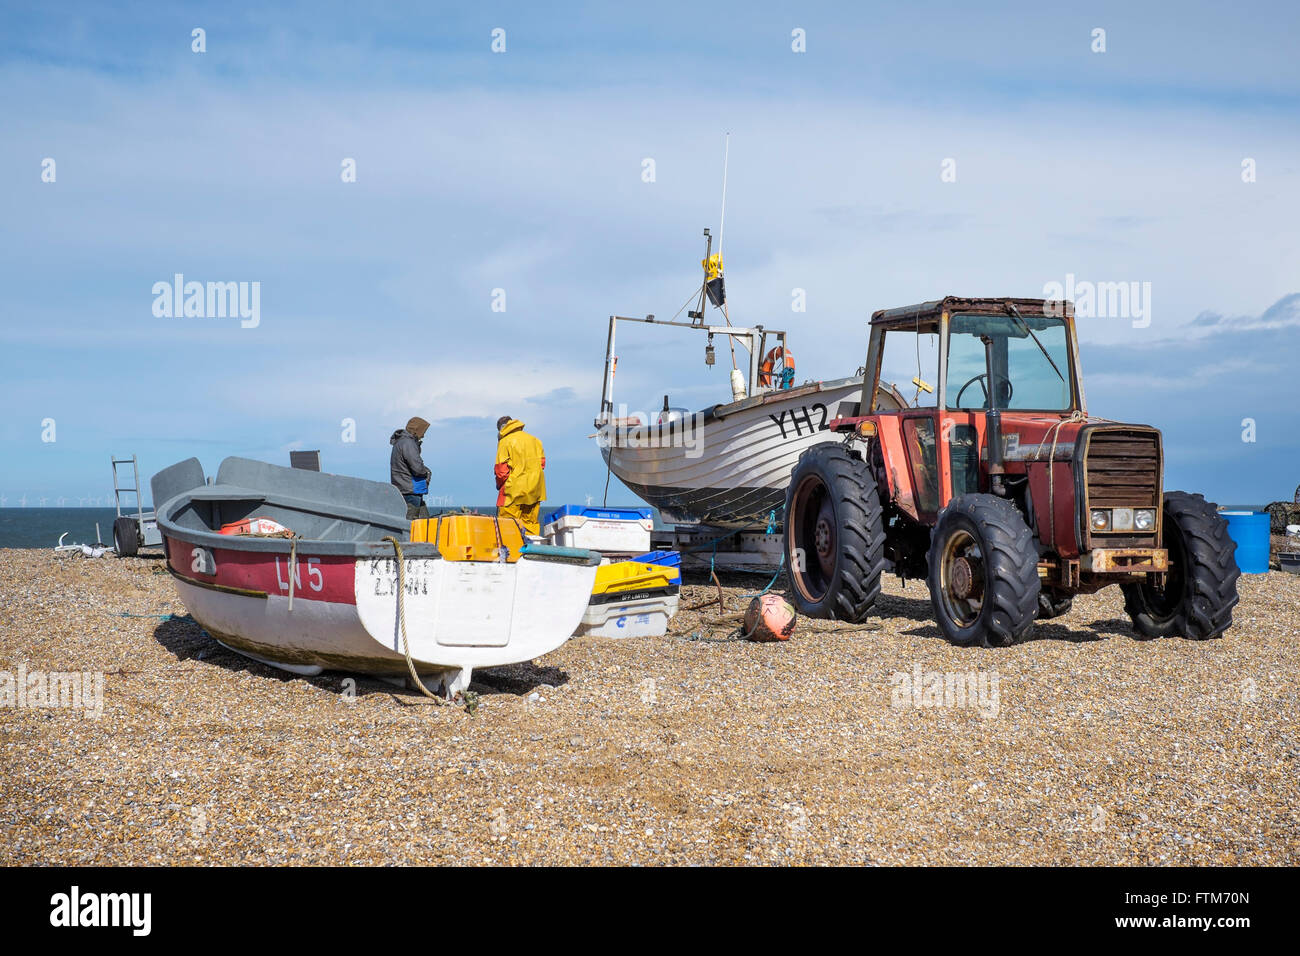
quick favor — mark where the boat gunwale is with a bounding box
[159,497,601,565]
[156,489,436,558]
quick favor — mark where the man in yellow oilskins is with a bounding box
[494,416,547,535]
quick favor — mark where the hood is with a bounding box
[498,419,525,438]
[390,429,410,445]
[405,416,431,440]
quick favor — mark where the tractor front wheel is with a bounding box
[783,443,886,623]
[927,494,1040,647]
[1121,491,1240,640]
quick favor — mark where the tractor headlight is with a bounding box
[1134,508,1156,531]
[1090,509,1110,531]
[1112,507,1134,531]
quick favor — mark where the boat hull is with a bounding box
[164,536,598,686]
[599,377,865,528]
[152,456,601,694]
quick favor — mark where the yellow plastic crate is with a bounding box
[592,560,680,597]
[410,514,526,562]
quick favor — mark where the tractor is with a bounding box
[783,296,1241,646]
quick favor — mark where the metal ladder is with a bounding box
[112,454,146,528]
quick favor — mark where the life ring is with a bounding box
[758,347,795,387]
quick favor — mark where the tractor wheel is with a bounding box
[783,443,885,623]
[927,494,1040,647]
[1037,590,1073,620]
[113,516,139,557]
[1121,491,1240,640]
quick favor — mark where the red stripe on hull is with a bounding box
[166,536,358,605]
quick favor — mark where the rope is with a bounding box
[667,284,706,324]
[681,627,750,644]
[1032,410,1086,548]
[740,552,785,599]
[382,536,443,703]
[286,536,298,611]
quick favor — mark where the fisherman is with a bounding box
[390,416,432,519]
[494,416,547,535]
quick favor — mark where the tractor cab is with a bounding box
[835,297,1084,520]
[786,295,1240,648]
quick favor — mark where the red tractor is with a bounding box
[783,296,1241,646]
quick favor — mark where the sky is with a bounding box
[1,0,1297,509]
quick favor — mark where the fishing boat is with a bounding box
[151,456,599,696]
[594,230,906,530]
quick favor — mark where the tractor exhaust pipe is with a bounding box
[983,335,1007,497]
[987,406,1006,496]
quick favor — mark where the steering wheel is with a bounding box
[955,373,1013,409]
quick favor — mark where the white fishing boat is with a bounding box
[151,456,599,696]
[594,231,905,530]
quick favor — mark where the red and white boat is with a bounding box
[151,456,600,696]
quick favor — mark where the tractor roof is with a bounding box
[869,296,1073,330]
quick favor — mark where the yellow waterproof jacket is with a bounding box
[495,420,546,507]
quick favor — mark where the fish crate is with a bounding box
[574,559,681,638]
[542,505,654,555]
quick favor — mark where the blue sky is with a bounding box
[1,0,1297,509]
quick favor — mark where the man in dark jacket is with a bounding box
[390,416,432,519]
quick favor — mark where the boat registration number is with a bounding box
[768,403,830,439]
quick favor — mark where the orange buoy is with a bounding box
[743,593,797,642]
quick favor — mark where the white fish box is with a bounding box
[575,592,680,639]
[542,506,654,555]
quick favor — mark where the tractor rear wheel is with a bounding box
[783,443,885,623]
[927,494,1040,647]
[1121,491,1240,640]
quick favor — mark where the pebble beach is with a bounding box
[2,548,1297,866]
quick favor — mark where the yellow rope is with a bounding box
[382,536,443,703]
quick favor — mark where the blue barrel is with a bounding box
[1220,510,1271,574]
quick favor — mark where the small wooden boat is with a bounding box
[151,456,599,696]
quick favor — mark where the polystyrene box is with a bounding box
[542,505,654,554]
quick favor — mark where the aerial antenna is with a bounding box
[718,132,730,263]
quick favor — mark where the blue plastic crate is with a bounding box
[543,504,654,526]
[633,549,682,569]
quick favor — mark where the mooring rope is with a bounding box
[382,536,443,703]
[286,536,298,611]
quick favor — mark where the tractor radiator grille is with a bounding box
[1084,429,1161,508]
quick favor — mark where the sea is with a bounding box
[0,508,127,549]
